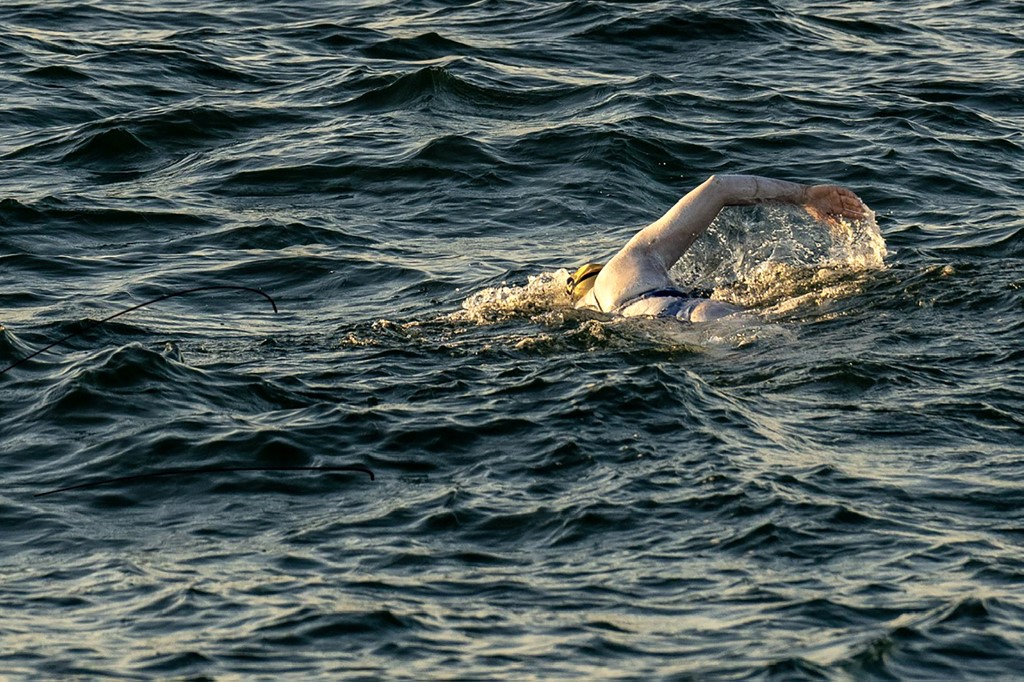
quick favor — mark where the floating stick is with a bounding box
[1,285,278,375]
[6,287,377,499]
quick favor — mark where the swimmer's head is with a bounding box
[566,263,603,302]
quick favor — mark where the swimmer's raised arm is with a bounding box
[584,175,867,309]
[615,174,867,272]
[584,174,867,311]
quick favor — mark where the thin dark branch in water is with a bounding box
[1,285,278,376]
[34,465,376,497]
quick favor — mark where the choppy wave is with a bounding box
[2,0,1023,678]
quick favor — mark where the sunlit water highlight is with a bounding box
[1,0,1023,679]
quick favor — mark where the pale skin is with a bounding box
[583,174,870,315]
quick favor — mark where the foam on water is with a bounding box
[454,270,570,325]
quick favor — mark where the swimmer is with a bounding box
[566,174,869,321]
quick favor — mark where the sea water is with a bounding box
[2,1,1023,678]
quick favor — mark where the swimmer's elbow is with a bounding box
[705,174,757,206]
[702,174,742,203]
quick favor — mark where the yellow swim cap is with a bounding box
[566,263,603,302]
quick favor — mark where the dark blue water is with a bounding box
[2,1,1023,678]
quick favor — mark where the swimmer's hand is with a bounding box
[803,185,869,226]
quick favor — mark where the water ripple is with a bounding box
[2,0,1024,678]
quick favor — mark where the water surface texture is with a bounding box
[2,1,1023,679]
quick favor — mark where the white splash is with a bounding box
[673,204,888,313]
[451,270,570,325]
